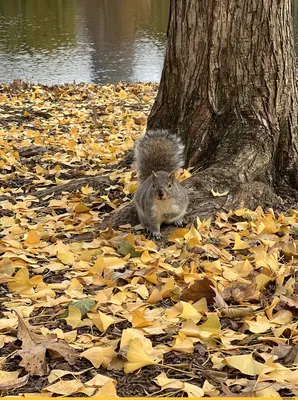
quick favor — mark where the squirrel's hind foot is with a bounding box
[152,231,162,240]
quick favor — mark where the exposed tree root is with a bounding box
[99,173,285,245]
[19,146,50,158]
[101,201,138,230]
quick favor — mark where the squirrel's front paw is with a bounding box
[152,231,162,240]
[174,220,184,227]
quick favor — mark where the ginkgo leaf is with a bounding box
[70,299,96,317]
[154,372,184,389]
[95,380,118,397]
[171,337,194,353]
[0,374,29,391]
[85,373,116,387]
[57,250,75,265]
[124,337,157,373]
[233,233,250,250]
[179,301,202,322]
[25,230,41,245]
[90,311,122,332]
[132,310,153,328]
[7,268,34,295]
[44,379,84,395]
[65,305,82,329]
[225,353,265,376]
[81,346,115,368]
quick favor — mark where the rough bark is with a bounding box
[104,0,298,236]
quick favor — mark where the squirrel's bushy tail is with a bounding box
[134,129,185,182]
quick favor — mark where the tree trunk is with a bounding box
[147,0,298,211]
[102,0,298,235]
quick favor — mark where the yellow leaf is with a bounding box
[233,233,250,250]
[118,89,128,99]
[120,328,152,351]
[75,203,90,213]
[124,338,156,373]
[45,379,84,395]
[57,250,75,265]
[95,380,118,397]
[154,372,183,389]
[25,230,40,245]
[180,319,201,337]
[225,353,265,376]
[133,284,149,299]
[245,316,271,333]
[7,268,34,295]
[132,310,153,328]
[81,185,94,195]
[160,276,175,298]
[90,312,121,332]
[140,250,153,263]
[172,337,194,353]
[270,310,293,325]
[0,370,19,383]
[197,313,221,337]
[81,346,115,368]
[168,228,189,242]
[147,288,163,304]
[85,373,116,388]
[184,382,204,397]
[179,301,202,322]
[65,305,82,329]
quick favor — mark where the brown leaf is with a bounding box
[180,278,215,303]
[16,313,78,376]
[220,306,254,319]
[271,344,298,365]
[280,295,298,309]
[230,282,259,302]
[279,295,298,317]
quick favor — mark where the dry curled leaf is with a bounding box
[219,306,254,318]
[0,374,29,391]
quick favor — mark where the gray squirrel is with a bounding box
[134,129,189,239]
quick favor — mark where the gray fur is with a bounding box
[134,129,185,182]
[134,171,189,238]
[134,129,189,239]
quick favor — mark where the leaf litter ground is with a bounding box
[1,81,298,397]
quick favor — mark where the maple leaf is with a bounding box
[16,313,78,376]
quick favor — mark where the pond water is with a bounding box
[1,0,298,85]
[0,0,169,85]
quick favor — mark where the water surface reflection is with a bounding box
[0,0,169,84]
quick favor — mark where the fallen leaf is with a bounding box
[16,313,78,376]
[224,353,265,376]
[124,337,157,373]
[180,278,215,303]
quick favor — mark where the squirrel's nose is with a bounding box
[158,190,165,199]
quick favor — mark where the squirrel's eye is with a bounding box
[168,183,172,189]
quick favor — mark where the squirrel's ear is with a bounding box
[169,171,176,182]
[152,171,157,180]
